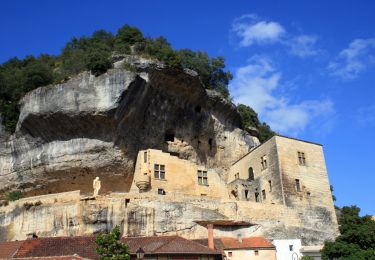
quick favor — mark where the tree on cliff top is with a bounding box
[95,225,130,260]
[321,206,375,260]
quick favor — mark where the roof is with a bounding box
[0,235,221,259]
[0,241,23,259]
[13,256,86,260]
[12,237,98,260]
[122,236,221,255]
[195,220,252,226]
[194,237,275,250]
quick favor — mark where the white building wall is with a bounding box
[273,239,302,260]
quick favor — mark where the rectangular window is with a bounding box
[261,155,268,170]
[262,189,266,200]
[154,164,166,179]
[244,190,249,199]
[268,180,272,192]
[289,245,293,251]
[295,179,301,192]
[254,250,259,255]
[298,151,306,165]
[228,252,232,257]
[157,188,165,195]
[235,172,239,179]
[144,151,147,163]
[198,170,208,185]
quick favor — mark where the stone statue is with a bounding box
[93,177,101,197]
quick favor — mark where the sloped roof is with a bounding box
[0,241,23,259]
[194,237,275,250]
[0,235,220,259]
[122,236,221,255]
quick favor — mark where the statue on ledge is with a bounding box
[93,177,101,197]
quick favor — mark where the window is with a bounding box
[298,151,306,165]
[295,179,301,192]
[235,173,239,179]
[248,167,254,181]
[255,192,260,202]
[268,180,272,192]
[154,164,165,179]
[125,199,130,208]
[261,155,268,170]
[228,252,232,257]
[307,191,311,197]
[164,129,174,142]
[289,245,293,251]
[254,250,259,255]
[158,188,166,195]
[244,190,249,199]
[198,170,208,185]
[262,189,266,200]
[144,151,147,163]
[208,138,213,150]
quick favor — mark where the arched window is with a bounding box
[248,167,254,181]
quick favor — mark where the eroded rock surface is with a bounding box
[0,57,257,196]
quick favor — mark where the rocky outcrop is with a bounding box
[0,56,257,196]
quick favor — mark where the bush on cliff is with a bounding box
[0,23,269,136]
[321,206,375,260]
[237,104,275,142]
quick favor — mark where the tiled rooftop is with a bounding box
[194,236,275,250]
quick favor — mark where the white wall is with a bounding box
[273,239,302,260]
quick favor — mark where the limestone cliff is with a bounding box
[0,56,257,197]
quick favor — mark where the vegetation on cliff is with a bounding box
[237,104,274,142]
[0,24,272,139]
[322,206,375,260]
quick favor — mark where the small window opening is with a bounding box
[268,180,272,192]
[289,245,293,251]
[144,151,147,163]
[195,105,201,112]
[307,191,311,196]
[262,189,266,200]
[254,250,259,255]
[125,199,130,208]
[295,179,301,192]
[255,192,260,202]
[208,138,213,150]
[244,190,249,199]
[201,193,207,197]
[248,167,254,181]
[158,188,166,195]
[231,190,238,198]
[164,129,175,142]
[261,155,268,170]
[228,252,232,257]
[235,173,240,179]
[298,151,306,165]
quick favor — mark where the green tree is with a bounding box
[85,48,112,76]
[322,206,375,260]
[114,25,144,54]
[237,104,275,143]
[95,225,130,260]
[5,190,22,201]
[300,256,313,260]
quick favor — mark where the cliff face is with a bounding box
[0,56,257,196]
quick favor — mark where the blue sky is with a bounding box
[1,0,374,215]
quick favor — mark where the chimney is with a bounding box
[207,224,214,249]
[237,233,242,243]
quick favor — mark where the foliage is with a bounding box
[95,225,130,260]
[321,206,375,260]
[5,190,22,201]
[330,185,336,202]
[0,24,237,133]
[237,104,275,142]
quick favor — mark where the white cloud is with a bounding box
[232,14,321,58]
[329,38,375,80]
[286,35,320,58]
[230,57,334,134]
[232,14,285,47]
[357,104,375,126]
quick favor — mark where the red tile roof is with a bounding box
[13,255,86,260]
[0,241,23,259]
[0,235,221,259]
[122,236,221,255]
[194,237,275,250]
